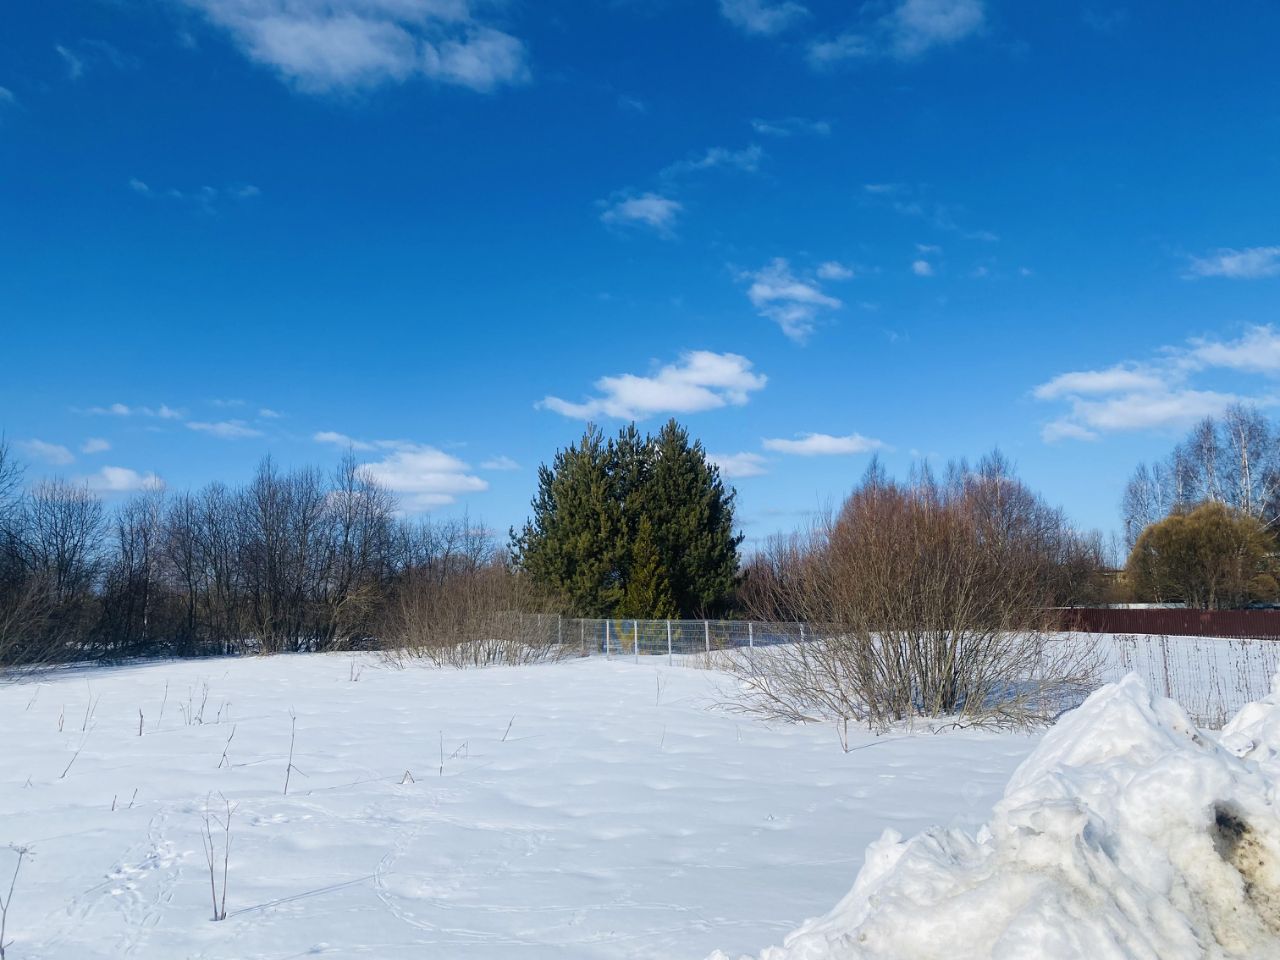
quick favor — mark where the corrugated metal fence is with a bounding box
[1059,608,1280,639]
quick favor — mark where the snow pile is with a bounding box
[711,673,1280,960]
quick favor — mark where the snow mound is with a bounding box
[711,673,1280,960]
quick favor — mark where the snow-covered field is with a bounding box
[0,655,1037,959]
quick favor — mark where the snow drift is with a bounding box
[712,673,1280,960]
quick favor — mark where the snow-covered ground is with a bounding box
[0,655,1037,959]
[715,672,1280,960]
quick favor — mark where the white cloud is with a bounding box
[710,451,768,478]
[360,443,487,511]
[762,432,884,455]
[1187,325,1280,373]
[741,258,842,343]
[1033,365,1166,400]
[1185,246,1280,280]
[480,455,520,471]
[128,178,261,211]
[1065,390,1240,433]
[85,466,164,493]
[19,439,75,466]
[911,259,934,277]
[1032,327,1280,441]
[81,437,111,454]
[661,144,763,179]
[807,0,984,67]
[807,32,872,67]
[84,402,183,419]
[719,0,810,36]
[0,87,16,106]
[599,192,682,235]
[55,44,85,80]
[314,430,375,451]
[889,0,985,57]
[1041,420,1099,443]
[750,117,830,137]
[816,261,855,281]
[180,0,528,94]
[540,350,767,420]
[258,407,284,418]
[186,419,264,439]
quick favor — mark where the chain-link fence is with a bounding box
[551,618,808,661]
[523,617,1280,728]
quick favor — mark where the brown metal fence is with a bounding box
[1059,608,1280,640]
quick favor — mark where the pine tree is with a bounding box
[512,420,742,618]
[640,420,742,617]
[510,426,623,616]
[618,516,676,618]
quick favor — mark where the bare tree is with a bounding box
[727,455,1099,730]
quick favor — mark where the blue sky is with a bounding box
[2,0,1279,546]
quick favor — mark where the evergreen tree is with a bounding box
[640,420,742,617]
[510,425,623,616]
[618,516,676,618]
[512,420,742,617]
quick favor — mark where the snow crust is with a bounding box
[712,673,1280,960]
[0,655,1035,959]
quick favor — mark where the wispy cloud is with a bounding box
[540,350,767,420]
[83,402,183,419]
[1035,325,1280,441]
[186,420,264,439]
[54,39,136,80]
[480,455,520,471]
[19,439,75,466]
[911,259,934,277]
[816,261,856,281]
[258,407,284,419]
[740,258,842,343]
[719,0,810,36]
[807,0,984,67]
[80,437,111,454]
[709,451,769,478]
[599,192,683,235]
[0,87,16,107]
[750,116,830,137]
[314,430,375,451]
[1033,365,1166,400]
[128,178,261,213]
[660,144,763,179]
[1185,246,1280,280]
[180,0,529,94]
[762,432,884,455]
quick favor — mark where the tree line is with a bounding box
[0,444,513,666]
[1121,404,1280,608]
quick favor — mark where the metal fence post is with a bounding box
[704,620,710,654]
[605,619,611,660]
[748,621,754,649]
[634,619,639,663]
[666,619,673,665]
[580,620,586,658]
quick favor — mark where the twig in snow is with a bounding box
[0,845,31,960]
[24,686,39,712]
[157,680,169,730]
[283,711,298,796]
[138,709,144,737]
[400,770,414,784]
[200,794,235,921]
[502,716,515,742]
[219,725,237,769]
[59,733,88,780]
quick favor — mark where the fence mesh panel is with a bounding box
[537,617,1280,728]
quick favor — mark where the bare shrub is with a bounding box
[383,562,568,668]
[726,454,1101,730]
